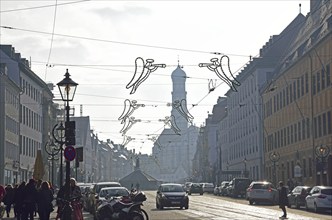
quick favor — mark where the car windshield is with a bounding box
[96,183,121,193]
[99,188,129,198]
[161,185,184,192]
[321,189,332,195]
[204,183,214,187]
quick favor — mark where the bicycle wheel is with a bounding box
[61,204,73,220]
[140,209,149,220]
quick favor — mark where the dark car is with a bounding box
[188,183,203,195]
[228,178,251,198]
[156,183,189,210]
[288,186,312,209]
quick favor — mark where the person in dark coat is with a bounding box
[15,181,26,220]
[22,179,38,220]
[278,181,288,219]
[37,181,54,220]
[3,184,15,218]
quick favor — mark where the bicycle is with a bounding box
[57,197,83,220]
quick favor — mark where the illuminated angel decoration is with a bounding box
[199,55,240,91]
[120,116,141,134]
[159,115,181,135]
[126,57,166,94]
[121,135,134,146]
[171,99,194,123]
[208,79,217,93]
[118,99,145,123]
[148,136,162,149]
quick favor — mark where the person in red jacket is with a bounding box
[0,185,5,202]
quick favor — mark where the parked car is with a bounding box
[78,183,94,211]
[228,178,251,198]
[184,182,192,192]
[287,186,312,209]
[219,181,230,196]
[213,185,220,195]
[246,181,278,205]
[188,183,203,195]
[156,183,189,209]
[202,183,214,194]
[97,186,130,203]
[305,186,332,213]
[88,182,122,215]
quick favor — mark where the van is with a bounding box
[227,178,251,198]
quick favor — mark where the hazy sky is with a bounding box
[0,0,310,154]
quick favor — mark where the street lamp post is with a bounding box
[269,151,280,187]
[243,157,247,178]
[45,140,60,184]
[57,69,78,198]
[52,122,65,187]
[315,145,330,185]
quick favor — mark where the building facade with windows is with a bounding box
[263,0,332,186]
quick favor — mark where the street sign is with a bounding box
[64,146,76,161]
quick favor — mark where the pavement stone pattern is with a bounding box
[0,206,93,220]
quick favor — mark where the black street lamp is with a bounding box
[52,122,65,187]
[315,144,330,185]
[243,157,247,178]
[45,140,60,185]
[57,69,78,198]
[269,151,280,187]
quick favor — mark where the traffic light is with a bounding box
[65,121,76,145]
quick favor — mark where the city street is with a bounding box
[141,191,332,220]
[1,190,331,219]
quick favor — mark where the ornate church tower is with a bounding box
[171,64,188,133]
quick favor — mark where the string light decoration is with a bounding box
[159,115,181,135]
[119,116,141,135]
[167,99,194,123]
[126,57,166,94]
[118,99,145,123]
[121,135,134,146]
[199,55,241,91]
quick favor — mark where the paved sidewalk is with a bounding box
[1,207,93,220]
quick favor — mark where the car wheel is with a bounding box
[156,202,159,209]
[160,204,164,210]
[305,201,309,211]
[185,204,189,209]
[188,192,191,195]
[295,198,300,209]
[249,200,253,205]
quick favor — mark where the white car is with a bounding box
[305,186,332,213]
[246,181,278,205]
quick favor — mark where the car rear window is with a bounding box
[252,184,270,189]
[96,183,121,193]
[321,189,332,195]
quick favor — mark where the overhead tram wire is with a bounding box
[0,0,90,13]
[44,0,58,81]
[0,25,249,57]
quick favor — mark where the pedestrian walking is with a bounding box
[37,181,54,220]
[0,184,5,218]
[278,181,288,219]
[3,184,15,218]
[14,181,26,220]
[21,179,38,220]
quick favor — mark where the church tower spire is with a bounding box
[171,64,188,133]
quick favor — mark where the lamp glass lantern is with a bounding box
[57,69,78,102]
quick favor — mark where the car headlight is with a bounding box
[161,193,166,198]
